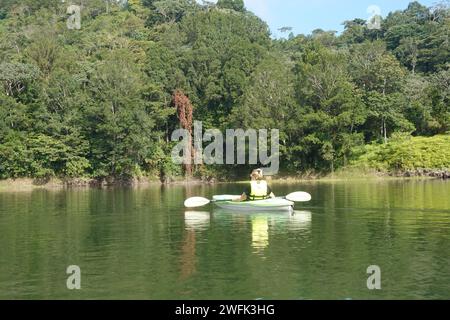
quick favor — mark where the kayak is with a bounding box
[184,192,310,211]
[212,195,294,212]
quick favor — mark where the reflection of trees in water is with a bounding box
[180,212,211,281]
[180,229,196,281]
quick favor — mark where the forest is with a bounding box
[0,0,449,182]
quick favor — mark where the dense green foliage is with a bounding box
[0,0,448,180]
[350,134,450,171]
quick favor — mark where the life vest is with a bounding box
[249,181,269,200]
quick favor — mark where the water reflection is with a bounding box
[289,211,312,231]
[184,211,211,231]
[183,209,312,255]
[251,216,269,252]
[250,211,312,253]
[180,228,196,281]
[181,212,211,281]
[2,179,449,299]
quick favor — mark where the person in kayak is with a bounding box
[237,168,275,201]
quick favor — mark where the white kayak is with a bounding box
[212,195,294,212]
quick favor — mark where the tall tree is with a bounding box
[217,0,245,12]
[173,90,194,176]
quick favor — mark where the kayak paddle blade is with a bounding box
[285,192,312,202]
[184,197,211,208]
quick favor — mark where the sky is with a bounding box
[200,0,439,38]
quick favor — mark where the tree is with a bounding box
[402,74,437,135]
[143,0,199,26]
[365,91,414,143]
[173,90,194,176]
[83,49,158,178]
[170,8,270,128]
[428,66,450,133]
[0,62,40,96]
[341,18,382,44]
[396,37,419,73]
[0,92,28,138]
[217,0,245,12]
[230,54,296,130]
[291,43,367,171]
[383,1,449,73]
[349,41,410,143]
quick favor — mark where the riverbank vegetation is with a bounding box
[346,134,450,178]
[0,0,449,183]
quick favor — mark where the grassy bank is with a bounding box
[343,134,450,177]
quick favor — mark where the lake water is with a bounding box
[0,179,449,300]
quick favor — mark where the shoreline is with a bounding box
[0,171,448,192]
[0,177,217,192]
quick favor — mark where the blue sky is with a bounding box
[200,0,438,37]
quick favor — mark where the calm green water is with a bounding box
[0,180,449,300]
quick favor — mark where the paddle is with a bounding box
[284,191,312,202]
[184,192,312,208]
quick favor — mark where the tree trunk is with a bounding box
[381,121,384,142]
[173,90,194,177]
[185,133,193,177]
